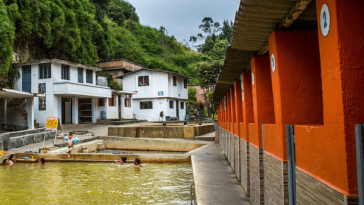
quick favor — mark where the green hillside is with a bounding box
[0,0,212,84]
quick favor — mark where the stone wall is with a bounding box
[0,128,56,150]
[240,139,250,196]
[296,168,358,205]
[250,145,264,205]
[264,152,288,205]
[108,124,214,139]
[234,135,240,181]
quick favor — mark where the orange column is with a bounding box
[234,81,243,138]
[294,0,364,196]
[248,56,275,205]
[240,73,254,141]
[248,56,275,148]
[230,88,236,134]
[224,96,227,130]
[264,30,323,160]
[226,93,231,132]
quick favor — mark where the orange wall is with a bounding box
[230,88,236,134]
[248,56,275,148]
[234,81,243,138]
[240,73,254,141]
[264,30,323,161]
[294,0,364,195]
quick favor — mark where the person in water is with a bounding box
[3,159,13,166]
[134,158,142,168]
[62,132,74,158]
[114,157,127,165]
[39,158,46,165]
[9,154,16,164]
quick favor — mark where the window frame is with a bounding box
[138,76,149,86]
[180,102,185,109]
[184,79,187,89]
[140,101,153,109]
[86,69,93,84]
[169,100,174,109]
[124,94,131,107]
[61,64,70,80]
[109,93,116,107]
[78,67,83,83]
[173,76,177,86]
[39,63,51,79]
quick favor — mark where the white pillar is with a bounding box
[105,97,109,119]
[27,97,34,130]
[72,96,78,124]
[91,98,97,123]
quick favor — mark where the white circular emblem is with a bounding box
[252,73,255,86]
[320,4,330,36]
[271,54,276,72]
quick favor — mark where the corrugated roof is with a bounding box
[214,0,317,102]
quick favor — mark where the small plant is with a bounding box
[160,111,164,117]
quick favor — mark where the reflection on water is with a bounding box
[95,149,187,155]
[0,162,192,204]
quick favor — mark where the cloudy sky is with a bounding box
[127,0,240,48]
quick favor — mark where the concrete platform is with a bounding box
[193,131,215,141]
[191,140,250,205]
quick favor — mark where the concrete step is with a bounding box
[54,136,99,147]
[108,120,142,125]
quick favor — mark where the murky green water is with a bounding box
[95,149,187,155]
[0,162,192,204]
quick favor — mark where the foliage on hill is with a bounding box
[0,0,213,86]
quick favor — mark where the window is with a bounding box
[39,63,51,79]
[184,79,187,89]
[138,76,149,86]
[98,98,104,106]
[180,102,185,109]
[169,101,174,109]
[173,76,177,86]
[61,64,70,80]
[124,94,131,107]
[140,101,152,109]
[78,68,83,83]
[109,93,116,106]
[86,69,93,83]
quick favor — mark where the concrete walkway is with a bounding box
[191,132,250,205]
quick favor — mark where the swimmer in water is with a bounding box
[9,154,16,164]
[133,158,142,168]
[39,158,46,165]
[114,157,127,165]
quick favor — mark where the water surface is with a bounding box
[0,162,192,204]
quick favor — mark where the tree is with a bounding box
[0,0,15,78]
[207,39,228,60]
[200,36,215,54]
[187,88,197,105]
[219,20,234,43]
[196,61,223,118]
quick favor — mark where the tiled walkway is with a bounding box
[191,132,251,205]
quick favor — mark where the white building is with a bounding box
[120,68,189,121]
[13,59,133,127]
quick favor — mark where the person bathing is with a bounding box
[134,158,142,168]
[9,154,16,164]
[114,157,127,165]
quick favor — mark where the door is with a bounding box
[287,125,296,205]
[22,66,31,93]
[65,102,72,124]
[176,100,179,119]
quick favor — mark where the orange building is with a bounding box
[215,0,364,204]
